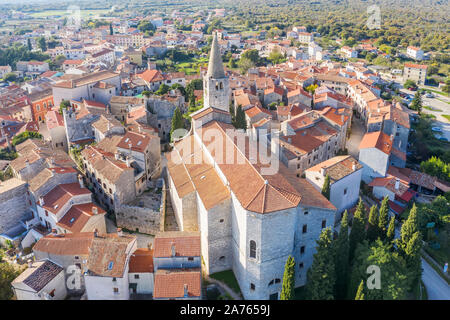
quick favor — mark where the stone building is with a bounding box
[166,34,336,300]
[0,178,34,245]
[109,96,147,123]
[305,155,363,219]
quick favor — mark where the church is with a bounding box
[166,33,337,300]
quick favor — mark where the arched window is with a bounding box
[249,240,256,258]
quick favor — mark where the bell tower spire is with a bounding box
[203,32,230,112]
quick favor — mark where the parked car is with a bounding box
[431,127,442,132]
[409,87,417,91]
[438,137,448,142]
[425,92,434,98]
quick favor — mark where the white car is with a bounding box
[425,93,434,98]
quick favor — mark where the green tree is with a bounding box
[280,255,295,300]
[420,156,450,182]
[37,36,47,52]
[335,210,349,299]
[233,105,247,130]
[410,91,423,114]
[3,72,17,82]
[349,198,366,262]
[397,204,419,253]
[170,107,185,141]
[0,263,21,300]
[354,280,365,300]
[59,99,71,114]
[109,23,113,35]
[321,174,331,200]
[268,49,285,65]
[11,131,43,147]
[306,228,336,300]
[155,84,170,96]
[386,216,396,243]
[378,196,389,240]
[27,38,32,51]
[349,240,409,300]
[138,20,155,33]
[397,204,423,286]
[367,205,379,242]
[403,79,417,90]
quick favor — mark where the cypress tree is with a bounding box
[398,204,419,251]
[378,196,389,240]
[367,205,379,242]
[280,255,295,300]
[335,210,349,299]
[355,280,365,300]
[398,204,422,288]
[169,107,184,141]
[27,38,32,51]
[321,174,331,200]
[349,198,366,262]
[306,228,336,300]
[109,23,113,35]
[233,105,247,130]
[386,216,396,243]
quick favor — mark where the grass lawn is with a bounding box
[210,270,242,295]
[442,115,450,121]
[423,106,443,112]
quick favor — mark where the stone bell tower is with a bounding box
[203,32,230,112]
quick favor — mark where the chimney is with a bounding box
[352,162,357,171]
[395,179,400,190]
[115,152,120,160]
[94,228,98,237]
[320,167,326,177]
[171,243,176,257]
[107,121,111,132]
[390,134,394,142]
[117,228,123,236]
[27,259,33,268]
[78,174,84,188]
[51,229,57,235]
[183,284,188,297]
[92,206,98,215]
[341,114,344,123]
[126,156,131,167]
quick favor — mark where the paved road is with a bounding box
[421,258,450,300]
[346,116,365,159]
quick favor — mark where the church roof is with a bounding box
[206,33,225,79]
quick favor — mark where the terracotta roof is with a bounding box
[305,155,362,183]
[409,170,436,190]
[137,69,164,83]
[359,131,392,155]
[41,183,91,214]
[404,63,427,70]
[116,130,155,153]
[33,232,94,256]
[45,110,64,130]
[87,234,136,277]
[154,269,201,299]
[129,248,154,273]
[153,231,200,258]
[56,203,105,233]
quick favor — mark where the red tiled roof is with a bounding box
[153,269,201,299]
[153,232,200,258]
[129,248,154,273]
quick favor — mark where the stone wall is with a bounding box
[115,182,166,235]
[0,181,31,234]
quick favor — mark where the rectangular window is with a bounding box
[134,274,139,279]
[322,220,326,228]
[113,288,119,293]
[250,283,255,291]
[300,246,305,254]
[302,224,307,234]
